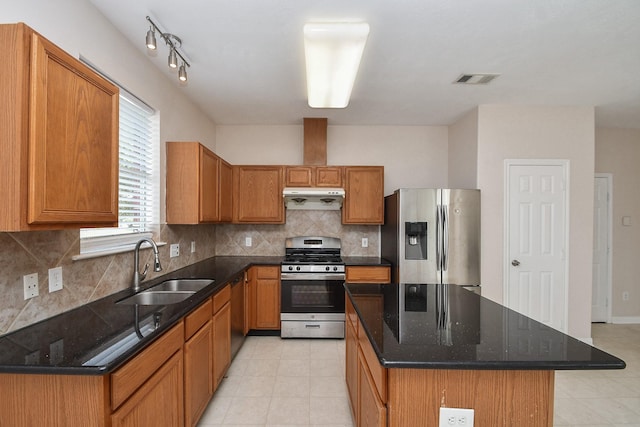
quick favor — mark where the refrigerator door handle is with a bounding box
[436,205,442,271]
[442,204,449,272]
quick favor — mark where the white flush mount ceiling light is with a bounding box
[145,16,191,83]
[304,22,370,108]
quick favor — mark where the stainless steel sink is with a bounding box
[117,279,214,305]
[150,279,214,292]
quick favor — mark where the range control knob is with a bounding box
[333,266,339,271]
[296,266,301,271]
[325,266,330,271]
[288,266,293,271]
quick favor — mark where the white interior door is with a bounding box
[505,160,568,332]
[592,174,611,322]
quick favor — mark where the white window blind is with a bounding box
[78,86,160,257]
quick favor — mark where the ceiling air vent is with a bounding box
[454,74,500,85]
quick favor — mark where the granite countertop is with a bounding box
[0,256,282,376]
[345,283,626,370]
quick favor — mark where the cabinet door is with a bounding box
[342,167,384,225]
[315,166,343,187]
[357,348,386,427]
[346,317,359,422]
[184,321,213,427]
[199,146,219,222]
[213,302,231,388]
[219,159,233,222]
[233,166,284,223]
[253,266,281,329]
[111,351,184,427]
[28,32,119,225]
[285,166,313,187]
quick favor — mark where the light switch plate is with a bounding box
[245,237,252,247]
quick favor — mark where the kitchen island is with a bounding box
[345,283,625,427]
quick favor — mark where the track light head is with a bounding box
[145,27,156,50]
[178,63,188,82]
[168,48,178,68]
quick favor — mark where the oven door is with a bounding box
[280,273,345,314]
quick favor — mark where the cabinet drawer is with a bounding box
[184,299,213,339]
[213,285,231,313]
[345,266,390,283]
[255,266,280,279]
[111,322,184,410]
[358,321,387,403]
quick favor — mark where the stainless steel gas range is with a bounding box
[280,236,345,339]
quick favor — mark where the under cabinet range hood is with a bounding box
[283,187,345,210]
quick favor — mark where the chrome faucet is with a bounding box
[132,238,163,292]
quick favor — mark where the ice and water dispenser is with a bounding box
[404,222,427,260]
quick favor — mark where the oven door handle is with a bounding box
[280,272,346,281]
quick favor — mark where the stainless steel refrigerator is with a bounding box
[381,188,481,292]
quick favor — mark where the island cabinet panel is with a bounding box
[358,348,387,427]
[342,166,384,225]
[345,266,391,284]
[0,373,110,426]
[0,23,119,231]
[233,165,284,223]
[386,369,554,427]
[345,314,359,421]
[111,351,184,427]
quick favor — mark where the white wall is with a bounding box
[216,124,449,196]
[3,0,218,222]
[477,105,595,339]
[595,128,640,321]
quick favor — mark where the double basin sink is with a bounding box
[117,279,214,306]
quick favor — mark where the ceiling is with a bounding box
[89,0,640,128]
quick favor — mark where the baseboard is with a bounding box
[610,316,640,324]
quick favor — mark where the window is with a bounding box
[78,87,160,258]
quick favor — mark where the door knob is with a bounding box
[511,259,520,267]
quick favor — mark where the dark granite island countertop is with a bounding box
[344,283,625,427]
[346,282,625,370]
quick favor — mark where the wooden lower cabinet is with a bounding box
[357,348,386,427]
[111,350,184,427]
[213,299,231,387]
[345,314,359,422]
[184,303,214,427]
[248,266,281,330]
[345,266,391,284]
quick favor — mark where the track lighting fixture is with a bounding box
[145,16,191,83]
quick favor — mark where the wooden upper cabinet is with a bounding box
[166,142,232,224]
[285,166,343,187]
[0,23,119,231]
[342,166,384,224]
[233,165,284,223]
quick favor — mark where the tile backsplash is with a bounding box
[0,210,378,336]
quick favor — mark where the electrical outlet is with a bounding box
[362,237,369,248]
[623,291,629,301]
[170,243,180,258]
[23,273,39,300]
[245,237,252,247]
[191,241,196,253]
[439,407,474,427]
[48,266,63,293]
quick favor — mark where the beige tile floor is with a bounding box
[198,323,640,426]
